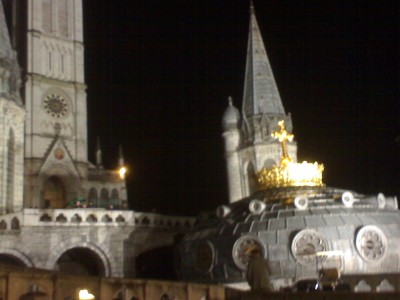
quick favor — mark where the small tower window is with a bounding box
[48,52,52,71]
[6,129,15,213]
[61,54,64,73]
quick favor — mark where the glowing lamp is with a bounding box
[79,289,95,300]
[118,166,127,179]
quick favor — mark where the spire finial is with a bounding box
[228,96,233,106]
[250,0,255,14]
[118,145,125,168]
[96,136,103,168]
[118,145,127,180]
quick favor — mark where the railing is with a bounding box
[0,209,196,230]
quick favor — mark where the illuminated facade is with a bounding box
[0,0,194,278]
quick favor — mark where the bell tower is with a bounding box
[10,0,88,208]
[222,2,297,203]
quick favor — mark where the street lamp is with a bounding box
[79,289,95,300]
[119,165,127,179]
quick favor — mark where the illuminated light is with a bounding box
[119,166,127,179]
[257,120,325,189]
[79,289,95,300]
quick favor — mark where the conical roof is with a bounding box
[242,2,285,118]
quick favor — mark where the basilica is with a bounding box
[0,0,194,281]
[0,0,399,296]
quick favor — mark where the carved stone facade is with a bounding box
[0,0,194,278]
[180,3,400,291]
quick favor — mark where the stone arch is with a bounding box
[0,248,34,267]
[11,217,20,230]
[45,241,115,277]
[39,165,80,208]
[244,161,257,196]
[262,158,276,169]
[42,175,65,208]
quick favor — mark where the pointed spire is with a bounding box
[95,137,103,168]
[242,1,285,119]
[0,0,22,105]
[118,145,127,180]
[118,145,125,168]
[0,0,13,60]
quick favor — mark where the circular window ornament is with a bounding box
[342,191,355,207]
[355,225,387,262]
[53,148,65,160]
[232,235,264,270]
[192,240,215,273]
[44,94,69,118]
[291,229,329,266]
[294,195,309,210]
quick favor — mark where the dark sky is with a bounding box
[83,0,399,216]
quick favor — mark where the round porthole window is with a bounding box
[232,235,264,270]
[355,225,387,262]
[291,229,329,266]
[43,93,70,118]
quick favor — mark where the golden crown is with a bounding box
[257,120,324,188]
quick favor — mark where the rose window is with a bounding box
[355,225,387,261]
[291,229,328,265]
[232,235,264,270]
[44,94,69,118]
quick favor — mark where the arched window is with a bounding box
[6,129,14,213]
[11,217,20,230]
[88,188,98,207]
[110,189,119,208]
[247,162,257,196]
[42,0,52,33]
[99,188,109,208]
[58,0,69,37]
[43,176,65,208]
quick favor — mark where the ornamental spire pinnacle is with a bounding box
[242,1,285,119]
[0,0,22,105]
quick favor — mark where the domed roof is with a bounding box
[222,97,240,131]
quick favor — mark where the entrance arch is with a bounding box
[55,247,106,276]
[0,254,26,267]
[0,249,34,267]
[46,242,113,276]
[43,176,65,208]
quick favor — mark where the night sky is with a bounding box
[82,0,399,216]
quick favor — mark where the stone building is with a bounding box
[0,0,195,279]
[178,2,400,291]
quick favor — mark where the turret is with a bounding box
[222,97,242,203]
[95,137,103,169]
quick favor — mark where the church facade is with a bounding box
[0,0,195,279]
